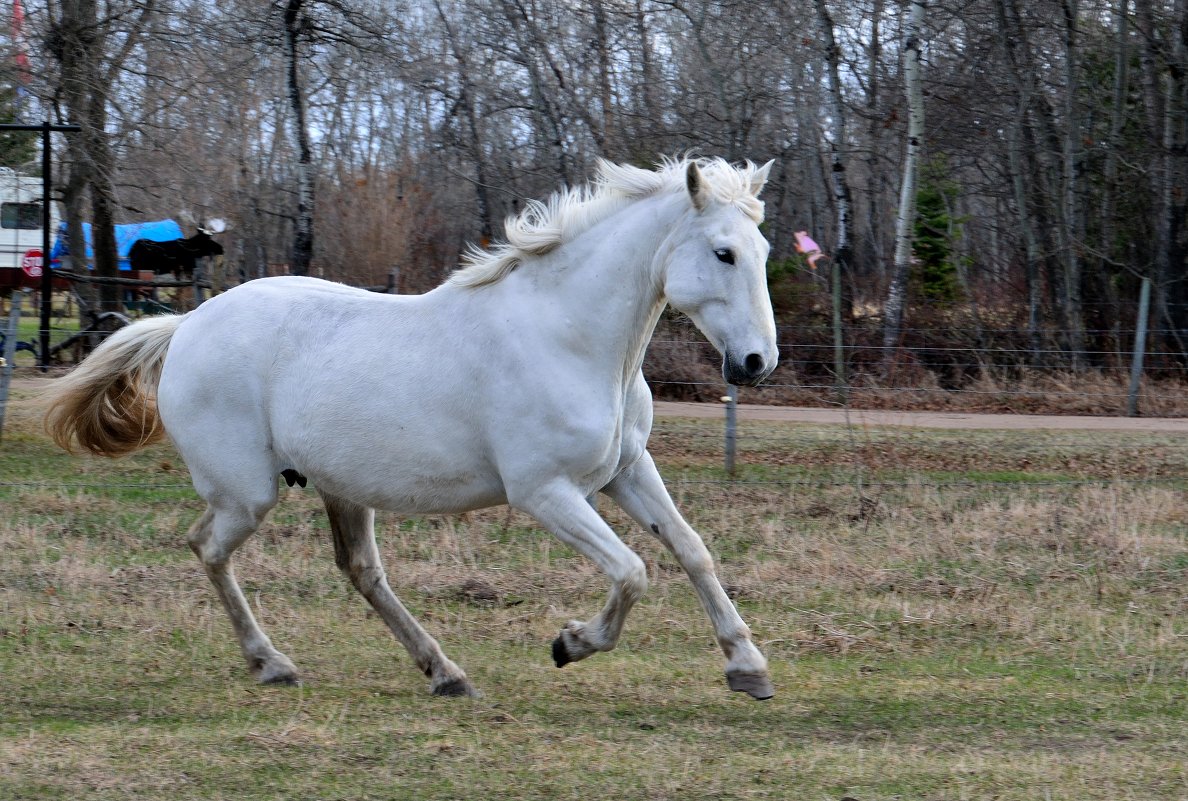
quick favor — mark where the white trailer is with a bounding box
[0,167,61,292]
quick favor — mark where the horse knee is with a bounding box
[685,550,715,580]
[620,555,648,603]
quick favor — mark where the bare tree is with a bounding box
[282,0,314,276]
[812,0,856,320]
[50,0,153,314]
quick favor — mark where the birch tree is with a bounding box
[882,0,926,369]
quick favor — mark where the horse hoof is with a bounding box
[255,656,300,686]
[432,676,481,698]
[260,671,301,687]
[726,671,774,700]
[552,635,572,668]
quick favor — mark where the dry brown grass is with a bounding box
[2,388,1187,799]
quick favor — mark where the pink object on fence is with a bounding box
[793,231,826,269]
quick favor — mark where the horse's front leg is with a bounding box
[604,451,773,700]
[512,480,648,667]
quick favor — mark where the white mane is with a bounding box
[448,157,769,289]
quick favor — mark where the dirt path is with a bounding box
[653,401,1188,433]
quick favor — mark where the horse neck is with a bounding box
[514,194,678,380]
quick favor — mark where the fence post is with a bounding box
[193,262,207,306]
[387,267,400,294]
[1126,276,1151,417]
[0,293,24,442]
[723,384,738,476]
[831,257,847,404]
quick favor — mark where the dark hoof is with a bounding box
[552,635,572,668]
[261,673,301,687]
[726,671,774,700]
[432,676,480,698]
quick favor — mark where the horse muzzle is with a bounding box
[722,351,776,387]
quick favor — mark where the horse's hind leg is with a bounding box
[320,492,477,697]
[187,503,299,685]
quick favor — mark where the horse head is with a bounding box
[659,159,778,387]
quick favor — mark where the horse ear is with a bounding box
[686,161,709,212]
[749,160,774,196]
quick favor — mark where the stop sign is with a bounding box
[21,248,43,278]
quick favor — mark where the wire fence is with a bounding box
[8,278,1188,476]
[643,313,1188,416]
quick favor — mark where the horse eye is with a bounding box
[714,248,735,265]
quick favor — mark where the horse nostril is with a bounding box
[744,353,765,375]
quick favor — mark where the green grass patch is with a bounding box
[1,404,1187,798]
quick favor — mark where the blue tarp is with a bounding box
[50,219,184,271]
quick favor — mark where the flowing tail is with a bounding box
[43,315,185,457]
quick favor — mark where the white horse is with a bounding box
[44,157,779,700]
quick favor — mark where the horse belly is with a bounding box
[303,453,508,515]
[270,383,507,515]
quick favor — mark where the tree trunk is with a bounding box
[882,0,926,373]
[591,0,615,154]
[434,0,493,245]
[55,0,93,323]
[813,0,855,321]
[1134,0,1188,357]
[1095,0,1131,365]
[53,0,122,313]
[1058,0,1085,368]
[864,0,886,281]
[1157,0,1188,355]
[1005,119,1046,364]
[86,42,120,314]
[632,0,654,151]
[498,0,570,185]
[284,0,314,277]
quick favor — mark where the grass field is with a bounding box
[2,387,1187,800]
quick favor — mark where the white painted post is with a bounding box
[0,293,24,442]
[723,385,738,475]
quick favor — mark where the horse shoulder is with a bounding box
[616,372,654,470]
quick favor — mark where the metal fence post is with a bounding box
[723,384,738,475]
[831,257,847,404]
[1126,276,1151,417]
[193,262,207,306]
[0,293,24,442]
